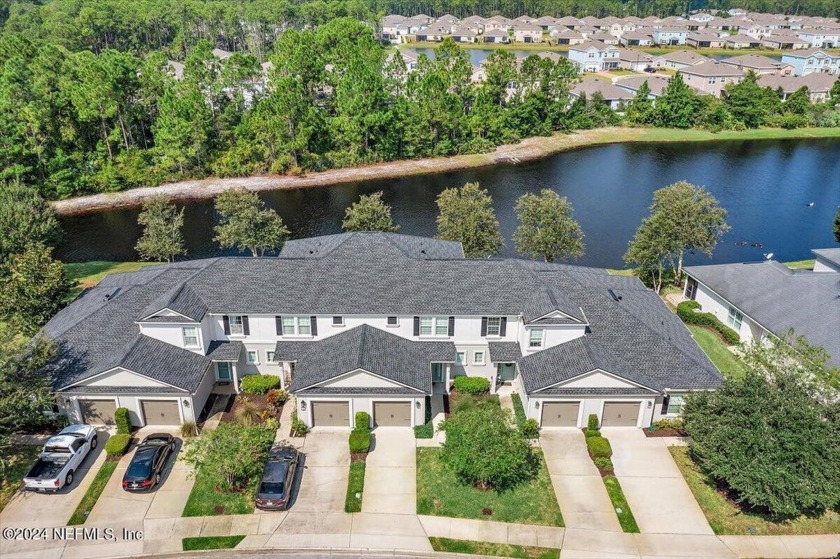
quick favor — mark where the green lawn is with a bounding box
[416,448,564,527]
[182,535,245,551]
[345,462,365,513]
[602,476,639,533]
[182,466,257,517]
[670,446,840,535]
[68,460,118,525]
[687,325,747,380]
[0,445,41,513]
[429,537,560,559]
[64,261,160,298]
[783,259,815,270]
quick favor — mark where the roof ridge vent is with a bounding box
[607,288,622,302]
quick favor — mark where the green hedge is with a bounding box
[349,430,371,453]
[511,393,527,425]
[114,407,131,435]
[344,462,366,513]
[652,418,684,431]
[104,434,131,457]
[414,423,433,438]
[587,413,600,430]
[453,376,490,395]
[355,411,371,431]
[586,436,612,459]
[239,374,281,394]
[584,428,601,438]
[594,457,614,471]
[676,301,741,345]
[520,418,540,439]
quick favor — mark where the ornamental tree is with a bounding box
[213,187,290,256]
[341,191,399,232]
[513,189,585,262]
[135,195,187,262]
[436,182,503,258]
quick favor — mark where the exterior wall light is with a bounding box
[534,401,540,409]
[183,399,190,408]
[415,400,421,409]
[647,400,652,409]
[300,400,307,412]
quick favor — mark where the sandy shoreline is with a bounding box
[51,127,840,216]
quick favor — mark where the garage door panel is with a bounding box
[373,402,411,427]
[81,399,117,425]
[141,400,181,425]
[541,402,580,427]
[312,401,350,427]
[602,402,640,427]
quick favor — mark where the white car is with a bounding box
[23,424,98,492]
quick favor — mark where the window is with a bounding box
[666,395,684,415]
[456,351,466,365]
[216,362,232,381]
[282,316,312,336]
[182,326,200,348]
[419,316,433,336]
[486,317,502,336]
[266,350,276,363]
[473,351,485,365]
[419,316,449,337]
[387,316,399,326]
[229,315,245,335]
[332,316,344,326]
[727,306,743,330]
[435,316,449,336]
[247,350,259,364]
[529,329,545,348]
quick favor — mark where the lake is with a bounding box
[57,138,840,269]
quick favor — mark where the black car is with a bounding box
[122,433,176,491]
[255,446,300,511]
[644,66,656,73]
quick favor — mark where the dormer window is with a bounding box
[182,326,200,349]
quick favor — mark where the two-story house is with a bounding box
[568,41,620,73]
[781,49,840,76]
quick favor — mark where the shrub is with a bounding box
[266,389,288,406]
[584,428,601,438]
[652,418,684,431]
[355,411,371,431]
[676,301,740,345]
[239,374,281,395]
[440,405,536,491]
[349,430,371,453]
[453,376,490,395]
[182,423,274,493]
[586,436,613,459]
[291,410,309,436]
[104,434,131,457]
[414,422,433,439]
[594,457,614,471]
[587,413,600,430]
[511,393,527,425]
[181,421,197,438]
[114,407,131,435]
[520,418,540,439]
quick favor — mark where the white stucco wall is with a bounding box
[813,257,840,273]
[526,395,656,428]
[691,283,767,343]
[296,394,425,428]
[77,368,168,388]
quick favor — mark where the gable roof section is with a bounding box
[812,248,840,267]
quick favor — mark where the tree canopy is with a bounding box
[0,181,62,270]
[342,191,399,232]
[213,188,289,256]
[135,195,187,262]
[436,182,503,258]
[513,189,585,262]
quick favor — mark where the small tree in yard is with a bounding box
[440,405,535,491]
[683,370,840,519]
[342,191,399,232]
[623,212,679,293]
[513,189,585,262]
[183,422,274,492]
[213,188,290,256]
[135,195,187,262]
[436,182,503,258]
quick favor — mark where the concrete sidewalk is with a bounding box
[419,515,565,549]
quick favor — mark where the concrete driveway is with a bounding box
[292,430,349,513]
[361,428,415,514]
[603,428,714,535]
[0,430,110,529]
[540,430,623,532]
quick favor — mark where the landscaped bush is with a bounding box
[239,374,281,394]
[520,419,540,439]
[440,405,536,491]
[414,422,434,439]
[182,423,274,492]
[266,388,288,406]
[586,436,613,459]
[181,421,197,438]
[652,418,684,431]
[587,413,600,430]
[594,457,614,471]
[349,430,371,453]
[104,434,131,457]
[290,410,309,436]
[114,407,131,435]
[677,301,741,345]
[453,376,490,395]
[511,393,527,425]
[584,428,601,438]
[355,411,371,431]
[344,462,366,513]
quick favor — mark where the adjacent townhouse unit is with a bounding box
[683,249,840,369]
[653,50,710,70]
[568,41,620,73]
[43,233,722,431]
[781,49,840,75]
[570,80,635,109]
[679,61,744,97]
[721,54,795,76]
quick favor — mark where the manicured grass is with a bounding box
[345,462,366,513]
[68,460,118,525]
[687,325,747,380]
[182,535,245,551]
[429,537,561,559]
[182,466,256,517]
[631,126,840,142]
[602,476,640,533]
[783,259,815,270]
[416,448,564,527]
[64,261,160,299]
[606,268,637,276]
[670,446,840,535]
[0,445,41,513]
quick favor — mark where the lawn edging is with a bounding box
[67,460,119,525]
[429,537,560,559]
[182,535,245,551]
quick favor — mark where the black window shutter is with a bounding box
[448,316,455,336]
[661,396,670,414]
[499,317,507,337]
[242,316,250,336]
[276,316,283,335]
[310,316,318,336]
[480,316,488,337]
[223,315,230,335]
[413,316,420,336]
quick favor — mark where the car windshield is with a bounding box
[126,453,154,478]
[259,481,285,495]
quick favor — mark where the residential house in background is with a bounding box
[619,32,654,46]
[757,73,840,102]
[679,61,744,97]
[721,54,795,76]
[724,34,763,49]
[483,29,510,43]
[653,50,710,70]
[570,80,634,109]
[513,23,544,43]
[552,28,586,45]
[782,49,840,75]
[798,29,840,48]
[615,74,683,98]
[618,49,654,72]
[568,41,620,73]
[686,32,726,49]
[652,27,690,45]
[761,33,811,50]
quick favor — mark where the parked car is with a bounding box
[255,446,300,510]
[644,66,656,73]
[23,424,98,492]
[122,433,176,491]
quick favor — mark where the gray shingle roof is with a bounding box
[685,260,840,368]
[538,387,657,395]
[62,386,188,395]
[489,342,522,362]
[207,341,243,362]
[273,341,315,362]
[812,248,840,267]
[297,387,421,395]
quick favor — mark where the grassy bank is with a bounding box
[687,325,747,379]
[0,446,41,513]
[68,460,119,525]
[182,535,245,551]
[429,537,561,559]
[344,462,366,513]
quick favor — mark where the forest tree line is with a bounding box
[1,17,840,200]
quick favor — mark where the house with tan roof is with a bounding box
[686,32,726,49]
[568,41,621,73]
[721,54,794,76]
[653,50,710,70]
[757,73,840,102]
[782,48,840,76]
[679,61,744,96]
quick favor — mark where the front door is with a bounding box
[431,363,445,383]
[216,362,232,381]
[498,363,516,381]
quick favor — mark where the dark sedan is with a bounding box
[255,446,300,511]
[122,433,176,491]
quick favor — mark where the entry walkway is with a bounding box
[540,430,623,532]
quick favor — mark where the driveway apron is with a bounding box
[361,428,416,515]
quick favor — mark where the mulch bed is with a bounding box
[220,394,283,424]
[643,427,687,438]
[350,451,368,464]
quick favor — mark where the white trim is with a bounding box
[246,350,260,365]
[369,398,416,428]
[528,309,585,324]
[599,400,644,427]
[137,307,195,322]
[534,368,659,394]
[473,350,486,366]
[60,366,187,393]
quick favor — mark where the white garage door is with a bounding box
[141,400,181,425]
